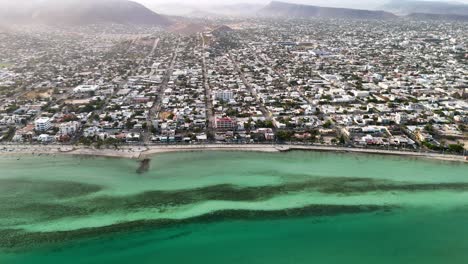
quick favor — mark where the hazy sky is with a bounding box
[1,0,468,10]
[2,0,468,5]
[137,0,468,6]
[134,0,468,13]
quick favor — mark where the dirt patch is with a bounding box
[21,89,53,100]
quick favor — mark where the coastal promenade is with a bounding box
[0,143,466,163]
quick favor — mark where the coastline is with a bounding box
[0,144,466,163]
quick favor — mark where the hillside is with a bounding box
[407,12,468,21]
[383,0,468,16]
[0,0,172,26]
[259,1,397,20]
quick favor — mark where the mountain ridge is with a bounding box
[259,1,397,20]
[383,0,468,16]
[0,0,172,26]
[407,12,468,21]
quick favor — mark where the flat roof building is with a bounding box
[34,117,52,132]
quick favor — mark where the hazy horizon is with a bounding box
[0,0,467,20]
[140,0,468,5]
[1,0,468,10]
[142,0,468,10]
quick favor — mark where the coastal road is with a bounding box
[2,143,465,163]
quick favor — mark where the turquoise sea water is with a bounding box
[0,151,467,263]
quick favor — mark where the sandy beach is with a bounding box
[0,143,466,163]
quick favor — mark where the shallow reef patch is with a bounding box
[0,204,394,250]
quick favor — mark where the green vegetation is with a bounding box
[424,124,435,133]
[225,108,239,117]
[422,141,443,151]
[321,94,332,101]
[255,120,275,129]
[244,119,253,131]
[126,119,137,129]
[167,113,175,120]
[79,99,106,113]
[150,125,157,134]
[78,137,93,146]
[422,141,465,154]
[103,115,113,122]
[1,127,16,142]
[276,130,294,141]
[339,135,346,145]
[41,102,58,113]
[323,120,333,129]
[448,144,465,154]
[5,104,19,113]
[459,124,466,132]
[0,62,12,69]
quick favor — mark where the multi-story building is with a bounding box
[395,113,408,125]
[73,85,99,93]
[216,117,236,130]
[59,121,81,136]
[215,90,234,101]
[34,117,52,132]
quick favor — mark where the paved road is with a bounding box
[200,34,216,140]
[229,52,273,122]
[2,143,465,163]
[250,46,339,133]
[146,38,160,75]
[144,38,181,143]
[251,45,314,106]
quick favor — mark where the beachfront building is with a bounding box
[34,117,52,132]
[216,117,236,131]
[59,121,81,136]
[37,134,54,143]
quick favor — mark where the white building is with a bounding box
[83,126,101,137]
[352,90,370,98]
[395,113,408,125]
[37,134,54,143]
[34,117,52,132]
[73,85,99,93]
[59,121,81,136]
[215,90,234,101]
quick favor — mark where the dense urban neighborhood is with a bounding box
[1,0,468,263]
[0,18,466,154]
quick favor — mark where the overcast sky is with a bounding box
[2,0,468,5]
[133,0,468,13]
[1,0,467,10]
[137,0,468,6]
